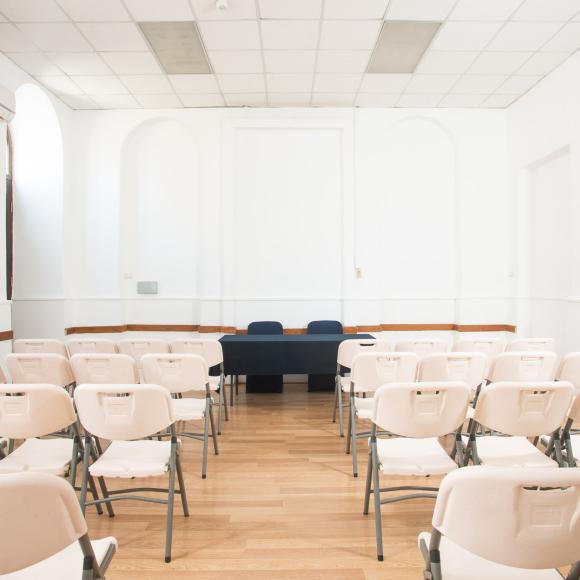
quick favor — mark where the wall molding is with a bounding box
[0,330,13,341]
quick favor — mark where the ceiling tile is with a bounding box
[468,52,532,75]
[512,0,580,22]
[17,23,93,52]
[56,0,130,21]
[0,24,38,51]
[543,23,580,52]
[263,50,316,73]
[386,0,456,21]
[313,73,361,92]
[319,21,382,50]
[72,75,129,95]
[198,21,261,50]
[58,94,99,109]
[355,93,399,107]
[316,50,371,73]
[208,51,263,73]
[359,73,410,92]
[48,52,112,75]
[7,52,63,75]
[311,93,355,106]
[397,93,443,107]
[451,74,507,94]
[217,73,266,93]
[481,94,519,108]
[99,52,162,75]
[179,93,225,107]
[324,0,388,19]
[404,74,460,94]
[120,75,174,94]
[36,75,83,95]
[261,20,320,50]
[135,94,183,108]
[487,23,562,52]
[225,93,267,106]
[168,73,219,92]
[495,75,541,94]
[0,0,66,22]
[267,73,312,92]
[517,52,569,75]
[90,94,141,109]
[123,0,194,21]
[430,22,503,51]
[77,23,149,52]
[449,0,522,21]
[268,93,312,106]
[259,0,321,19]
[416,51,478,74]
[439,94,486,107]
[192,0,257,20]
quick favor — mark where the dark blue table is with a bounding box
[219,333,375,392]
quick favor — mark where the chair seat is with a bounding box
[418,532,561,580]
[354,397,374,420]
[89,440,171,478]
[0,438,74,476]
[2,537,117,579]
[341,377,373,394]
[172,397,206,421]
[376,437,458,476]
[469,436,557,468]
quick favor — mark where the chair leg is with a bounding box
[209,401,219,455]
[70,435,79,486]
[338,384,345,437]
[165,440,177,563]
[217,386,223,436]
[332,376,338,423]
[79,437,91,516]
[345,396,352,454]
[363,446,372,515]
[201,397,210,479]
[89,440,114,517]
[230,375,234,407]
[371,441,384,561]
[222,376,229,422]
[350,399,358,477]
[176,452,190,517]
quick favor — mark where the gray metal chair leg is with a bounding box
[79,437,91,516]
[201,396,210,479]
[350,398,358,477]
[221,374,229,422]
[165,440,177,563]
[176,453,190,517]
[363,447,372,514]
[371,441,384,561]
[332,377,338,424]
[217,385,223,436]
[209,401,219,455]
[345,395,352,454]
[338,383,345,437]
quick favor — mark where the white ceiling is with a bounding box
[0,0,579,110]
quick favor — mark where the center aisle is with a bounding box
[86,384,438,579]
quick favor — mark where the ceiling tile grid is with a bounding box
[0,0,578,110]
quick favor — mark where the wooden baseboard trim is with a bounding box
[0,330,13,341]
[66,323,516,335]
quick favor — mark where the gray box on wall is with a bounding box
[137,281,158,294]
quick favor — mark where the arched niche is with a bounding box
[120,118,199,298]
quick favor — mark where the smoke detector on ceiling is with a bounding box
[216,0,229,10]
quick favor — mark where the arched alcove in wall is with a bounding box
[120,119,199,300]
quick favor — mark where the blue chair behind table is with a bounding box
[246,321,284,393]
[307,320,343,392]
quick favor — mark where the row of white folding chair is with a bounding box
[364,380,576,561]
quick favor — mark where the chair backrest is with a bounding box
[6,353,74,388]
[170,339,223,367]
[247,321,283,335]
[337,339,392,369]
[557,352,580,393]
[453,338,504,357]
[418,352,487,392]
[117,338,170,361]
[141,354,208,394]
[307,320,343,334]
[66,339,118,356]
[432,466,580,570]
[12,339,68,358]
[350,352,419,391]
[70,353,139,384]
[0,472,89,574]
[488,351,557,382]
[473,381,574,437]
[395,339,448,357]
[507,337,555,352]
[74,383,174,440]
[372,381,470,437]
[0,383,76,439]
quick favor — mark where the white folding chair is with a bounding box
[395,339,448,358]
[74,383,189,563]
[333,338,391,437]
[419,466,580,580]
[170,339,229,433]
[452,338,504,357]
[66,339,118,357]
[118,339,170,362]
[142,353,218,479]
[488,351,558,382]
[559,396,580,468]
[465,381,574,468]
[70,353,139,385]
[13,338,69,358]
[507,337,556,352]
[557,353,580,392]
[364,381,471,561]
[6,353,75,391]
[0,472,117,579]
[345,352,419,477]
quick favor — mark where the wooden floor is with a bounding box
[87,384,439,579]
